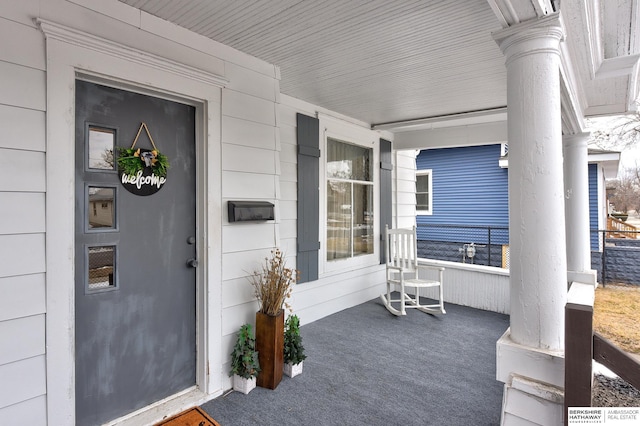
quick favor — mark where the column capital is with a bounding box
[562,132,591,148]
[493,12,565,66]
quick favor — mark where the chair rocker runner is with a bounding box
[380,225,446,316]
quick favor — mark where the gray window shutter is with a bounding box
[297,113,320,282]
[379,138,393,264]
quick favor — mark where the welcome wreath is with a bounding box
[117,122,170,196]
[117,122,169,178]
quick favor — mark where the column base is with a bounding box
[501,375,564,425]
[497,329,565,425]
[567,270,597,286]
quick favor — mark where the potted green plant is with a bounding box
[229,323,260,394]
[248,248,297,389]
[283,314,306,377]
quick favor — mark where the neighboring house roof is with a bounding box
[587,148,621,180]
[88,188,115,202]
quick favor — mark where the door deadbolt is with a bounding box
[186,258,199,268]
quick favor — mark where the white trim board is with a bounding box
[39,20,224,425]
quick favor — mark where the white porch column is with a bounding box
[563,133,596,283]
[493,13,567,425]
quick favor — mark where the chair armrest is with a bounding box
[416,264,444,281]
[417,265,445,272]
[386,265,404,272]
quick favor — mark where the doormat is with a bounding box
[155,407,220,426]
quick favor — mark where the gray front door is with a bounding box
[74,80,197,425]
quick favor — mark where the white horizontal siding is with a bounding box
[0,274,46,322]
[222,115,277,150]
[0,5,48,417]
[280,162,296,183]
[0,395,46,426]
[0,17,45,70]
[0,0,39,27]
[0,61,45,111]
[0,355,46,410]
[221,171,277,199]
[222,144,277,175]
[279,201,296,220]
[222,89,276,126]
[222,224,275,253]
[395,149,417,168]
[0,193,45,235]
[279,134,297,163]
[293,266,386,325]
[277,98,306,275]
[224,62,278,102]
[278,218,296,240]
[0,234,45,278]
[394,150,417,229]
[0,149,46,192]
[0,315,45,365]
[280,181,296,201]
[395,165,416,182]
[0,105,46,152]
[222,277,256,310]
[221,248,274,281]
[221,304,262,338]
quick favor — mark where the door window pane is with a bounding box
[88,187,115,229]
[88,127,115,170]
[87,246,115,291]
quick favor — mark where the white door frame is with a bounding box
[38,20,225,426]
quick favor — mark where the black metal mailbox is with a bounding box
[227,200,275,222]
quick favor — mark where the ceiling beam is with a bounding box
[486,0,554,27]
[372,107,507,133]
[392,121,508,151]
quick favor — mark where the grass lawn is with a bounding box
[593,284,640,354]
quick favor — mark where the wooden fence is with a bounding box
[564,282,640,425]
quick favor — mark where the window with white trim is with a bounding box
[326,137,374,261]
[416,169,432,215]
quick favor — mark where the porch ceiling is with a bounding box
[120,0,639,132]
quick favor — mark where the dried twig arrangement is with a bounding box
[249,249,298,316]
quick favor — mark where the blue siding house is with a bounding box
[589,163,599,251]
[416,144,619,267]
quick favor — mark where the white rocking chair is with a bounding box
[380,225,446,316]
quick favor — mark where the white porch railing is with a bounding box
[417,258,510,314]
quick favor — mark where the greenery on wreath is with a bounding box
[229,323,261,379]
[117,147,169,177]
[284,314,307,365]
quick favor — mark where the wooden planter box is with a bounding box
[255,310,284,389]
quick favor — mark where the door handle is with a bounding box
[186,258,199,268]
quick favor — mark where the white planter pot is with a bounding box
[284,361,303,378]
[233,374,257,394]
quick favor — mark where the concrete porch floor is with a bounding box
[201,297,509,425]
